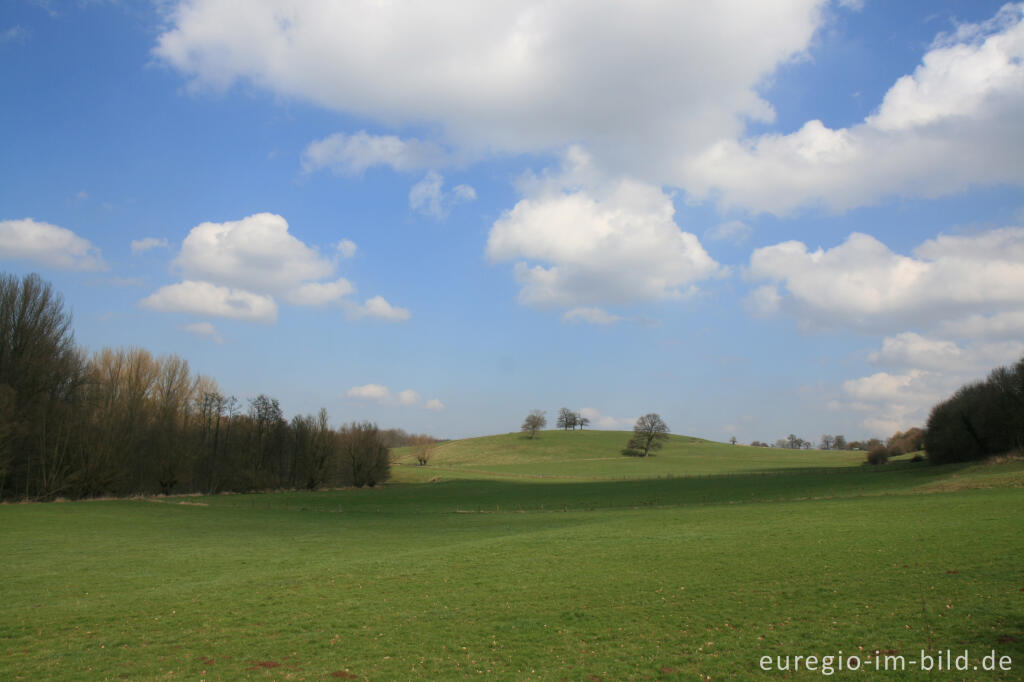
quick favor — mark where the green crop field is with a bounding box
[2,431,1022,680]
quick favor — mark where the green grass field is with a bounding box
[2,431,1022,680]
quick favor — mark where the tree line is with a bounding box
[925,356,1024,464]
[747,434,892,451]
[0,273,401,501]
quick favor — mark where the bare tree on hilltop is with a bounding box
[623,413,669,457]
[521,410,546,439]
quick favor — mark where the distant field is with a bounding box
[2,433,1022,680]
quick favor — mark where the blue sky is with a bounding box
[2,0,1023,442]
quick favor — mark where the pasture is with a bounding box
[2,432,1022,680]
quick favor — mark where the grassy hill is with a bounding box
[392,429,866,481]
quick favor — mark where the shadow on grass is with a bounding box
[195,460,978,516]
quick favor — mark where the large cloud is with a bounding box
[747,227,1024,333]
[869,332,1024,373]
[155,0,824,176]
[487,148,722,308]
[157,2,1024,212]
[143,213,409,323]
[0,218,106,271]
[682,4,1024,213]
[751,227,1024,436]
[840,369,955,437]
[175,212,338,297]
[838,332,1024,436]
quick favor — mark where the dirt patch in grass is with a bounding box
[247,661,280,670]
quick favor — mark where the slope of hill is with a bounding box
[392,430,865,482]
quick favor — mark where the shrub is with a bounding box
[866,446,890,466]
[887,427,926,455]
[410,434,434,466]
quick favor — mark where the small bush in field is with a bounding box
[866,446,890,465]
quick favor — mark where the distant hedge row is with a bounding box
[925,356,1024,464]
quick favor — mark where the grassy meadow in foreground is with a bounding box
[2,431,1022,680]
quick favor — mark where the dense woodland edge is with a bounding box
[0,273,444,501]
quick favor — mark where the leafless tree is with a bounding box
[0,273,85,499]
[521,410,546,439]
[337,421,390,487]
[410,434,435,465]
[623,413,669,457]
[556,407,575,431]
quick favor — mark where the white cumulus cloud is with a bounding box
[154,0,824,181]
[838,331,1024,436]
[869,332,1024,373]
[155,2,1024,213]
[175,212,336,296]
[682,5,1024,213]
[143,213,377,321]
[840,369,953,437]
[0,218,106,271]
[425,398,445,411]
[350,295,411,322]
[747,227,1024,334]
[487,148,722,308]
[141,280,277,323]
[941,311,1024,340]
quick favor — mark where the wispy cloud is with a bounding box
[131,237,169,254]
[409,170,476,219]
[347,384,438,408]
[184,321,224,344]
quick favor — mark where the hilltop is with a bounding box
[391,429,865,482]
